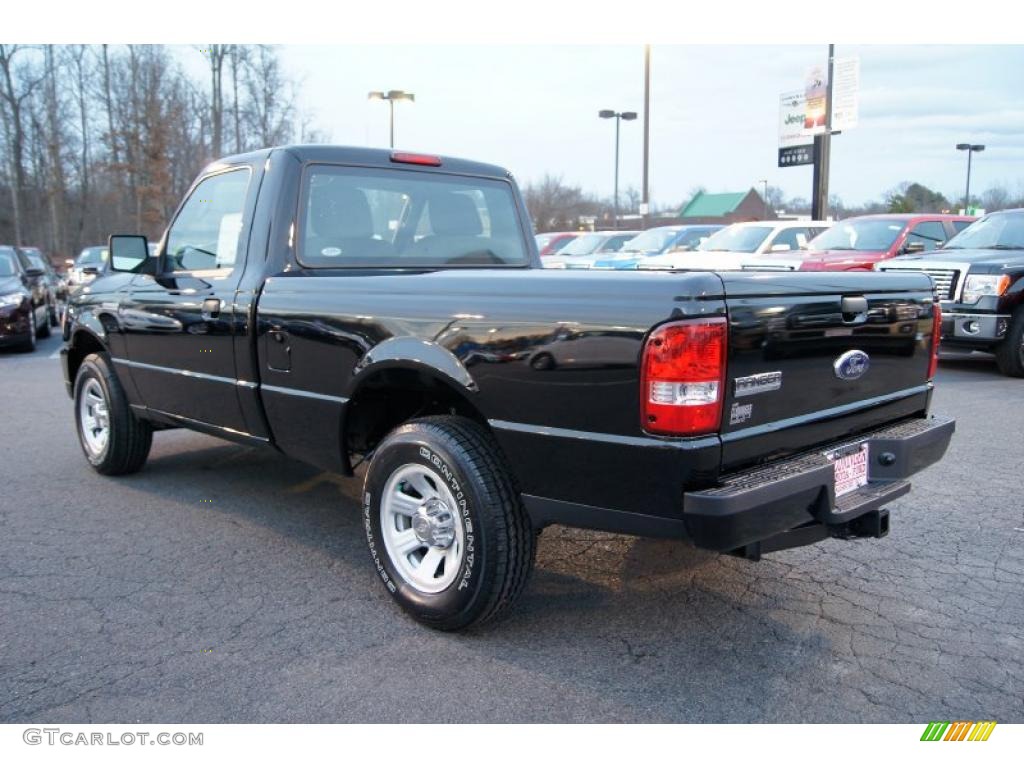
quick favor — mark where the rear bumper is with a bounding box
[683,415,955,552]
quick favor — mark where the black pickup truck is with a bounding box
[61,146,954,630]
[879,208,1024,377]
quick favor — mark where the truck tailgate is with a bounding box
[718,271,938,471]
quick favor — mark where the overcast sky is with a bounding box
[249,45,1022,208]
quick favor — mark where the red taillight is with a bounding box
[390,152,442,167]
[928,302,942,380]
[641,318,727,436]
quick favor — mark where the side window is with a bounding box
[165,168,251,273]
[907,221,946,250]
[952,220,972,234]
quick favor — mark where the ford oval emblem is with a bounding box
[834,350,870,380]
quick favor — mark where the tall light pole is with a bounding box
[642,45,651,230]
[368,90,415,148]
[956,143,985,213]
[599,109,637,229]
[758,179,769,220]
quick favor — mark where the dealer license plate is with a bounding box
[825,442,869,497]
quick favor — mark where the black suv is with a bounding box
[0,245,54,351]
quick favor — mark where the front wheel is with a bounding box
[74,353,153,475]
[995,310,1024,377]
[37,305,52,338]
[363,416,536,631]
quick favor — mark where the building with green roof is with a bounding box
[676,189,768,224]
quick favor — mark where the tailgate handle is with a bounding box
[841,296,868,322]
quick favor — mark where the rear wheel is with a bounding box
[995,310,1024,377]
[363,416,536,630]
[74,353,153,475]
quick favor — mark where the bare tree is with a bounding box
[200,45,230,158]
[522,174,602,231]
[0,45,44,245]
[0,44,319,254]
[982,185,1011,212]
[244,45,295,148]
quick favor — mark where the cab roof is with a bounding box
[209,145,513,180]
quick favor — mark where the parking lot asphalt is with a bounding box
[1,333,1022,723]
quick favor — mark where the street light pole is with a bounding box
[614,115,621,229]
[599,109,637,230]
[956,143,985,212]
[642,45,651,230]
[368,90,416,149]
[389,99,395,148]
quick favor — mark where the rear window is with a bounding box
[298,165,529,268]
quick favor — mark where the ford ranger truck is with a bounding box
[60,146,955,630]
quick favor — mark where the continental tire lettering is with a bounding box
[363,490,397,593]
[418,446,475,590]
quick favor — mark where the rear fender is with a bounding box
[350,336,478,395]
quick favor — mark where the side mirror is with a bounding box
[770,243,792,252]
[109,234,151,273]
[25,267,45,277]
[81,266,100,275]
[903,241,926,254]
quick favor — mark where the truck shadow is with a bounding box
[111,431,838,721]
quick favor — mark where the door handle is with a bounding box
[201,297,221,320]
[841,295,868,324]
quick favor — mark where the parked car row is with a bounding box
[538,225,725,269]
[536,208,1024,378]
[537,213,973,274]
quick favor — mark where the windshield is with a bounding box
[698,226,774,253]
[556,233,605,256]
[0,248,18,277]
[621,229,677,253]
[671,228,717,251]
[809,219,905,251]
[943,212,1024,250]
[76,247,108,267]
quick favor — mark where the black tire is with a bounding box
[530,352,555,371]
[48,301,60,327]
[363,416,536,631]
[74,353,153,475]
[37,305,51,338]
[995,309,1024,377]
[16,312,36,352]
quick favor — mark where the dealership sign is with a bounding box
[830,56,860,131]
[778,55,859,168]
[778,90,813,167]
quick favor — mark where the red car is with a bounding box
[535,231,579,256]
[795,213,976,271]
